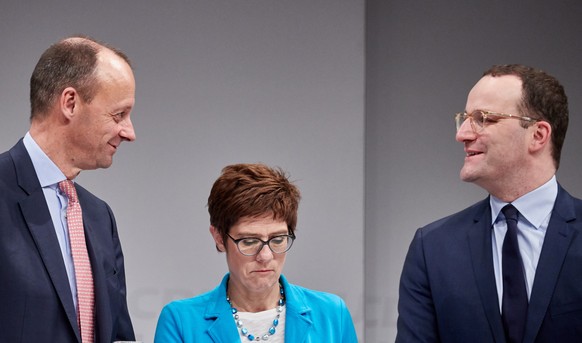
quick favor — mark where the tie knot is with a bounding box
[501,204,518,222]
[58,180,78,203]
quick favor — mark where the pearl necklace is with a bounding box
[227,284,285,341]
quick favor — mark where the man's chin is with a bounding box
[96,158,114,170]
[459,169,478,183]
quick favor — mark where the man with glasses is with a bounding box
[154,163,357,342]
[397,64,582,342]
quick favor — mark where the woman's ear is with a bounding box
[209,225,226,252]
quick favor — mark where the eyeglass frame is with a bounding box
[225,232,296,256]
[455,109,538,132]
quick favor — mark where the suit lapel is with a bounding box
[12,142,80,341]
[82,208,110,343]
[522,187,576,343]
[467,200,505,342]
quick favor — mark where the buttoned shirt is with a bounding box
[490,176,557,311]
[23,132,78,309]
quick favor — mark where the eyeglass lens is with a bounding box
[456,111,485,131]
[237,235,294,255]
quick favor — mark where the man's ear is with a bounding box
[209,225,226,252]
[60,87,79,120]
[529,121,551,153]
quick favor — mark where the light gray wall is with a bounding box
[366,1,582,341]
[4,1,581,342]
[0,1,364,341]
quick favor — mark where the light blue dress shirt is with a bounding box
[490,176,557,311]
[23,132,78,309]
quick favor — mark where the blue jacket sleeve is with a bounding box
[154,304,185,343]
[339,297,358,342]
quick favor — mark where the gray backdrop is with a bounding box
[366,1,582,342]
[0,1,364,341]
[2,1,582,342]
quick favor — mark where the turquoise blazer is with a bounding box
[154,274,358,342]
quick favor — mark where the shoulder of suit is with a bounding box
[420,198,490,235]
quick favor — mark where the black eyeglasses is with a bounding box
[226,233,295,256]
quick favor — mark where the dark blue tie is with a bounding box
[501,204,528,343]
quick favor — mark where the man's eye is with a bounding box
[110,112,124,122]
[472,111,484,122]
[483,115,499,124]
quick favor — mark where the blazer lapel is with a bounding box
[205,275,241,342]
[522,186,576,343]
[467,200,505,342]
[205,274,313,342]
[12,142,80,341]
[281,276,313,342]
[284,306,312,342]
[206,313,239,343]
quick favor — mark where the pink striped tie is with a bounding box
[59,180,95,343]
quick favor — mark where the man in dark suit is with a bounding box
[0,36,136,342]
[397,64,582,343]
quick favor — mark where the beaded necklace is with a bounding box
[227,284,285,341]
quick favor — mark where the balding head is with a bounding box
[29,35,132,121]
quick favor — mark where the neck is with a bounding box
[486,172,555,203]
[30,122,80,180]
[227,280,281,312]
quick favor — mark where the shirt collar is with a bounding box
[490,175,558,229]
[23,132,67,188]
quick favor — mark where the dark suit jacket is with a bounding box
[0,140,135,343]
[396,186,582,343]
